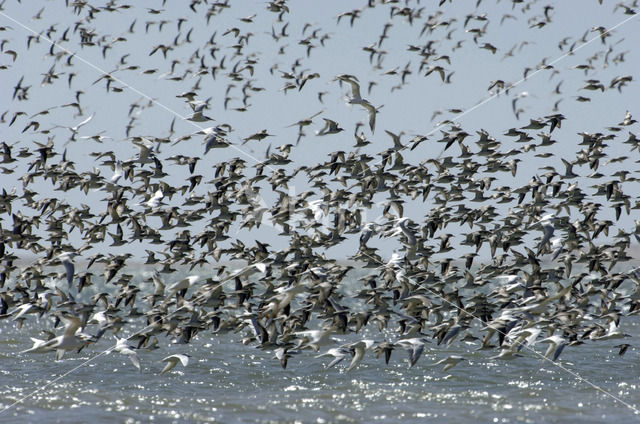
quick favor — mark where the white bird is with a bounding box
[145,189,164,208]
[147,271,166,304]
[112,336,141,371]
[306,198,326,223]
[594,320,630,341]
[160,353,190,374]
[315,347,350,368]
[202,127,229,153]
[382,252,403,269]
[39,313,92,360]
[261,284,305,319]
[21,337,53,354]
[549,236,565,260]
[54,112,95,141]
[165,275,199,301]
[395,217,417,246]
[494,274,524,294]
[187,102,213,122]
[336,74,379,133]
[432,355,466,371]
[220,263,267,283]
[111,160,123,184]
[12,303,39,321]
[489,347,522,360]
[359,222,377,246]
[294,327,337,352]
[539,335,567,362]
[57,251,77,287]
[396,337,428,368]
[346,339,375,372]
[537,222,555,254]
[132,137,155,164]
[505,327,541,351]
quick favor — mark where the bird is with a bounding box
[432,355,466,372]
[385,130,405,150]
[394,217,417,246]
[110,160,123,184]
[345,339,375,372]
[53,113,95,141]
[132,137,155,164]
[614,344,631,356]
[201,127,230,153]
[539,335,567,362]
[165,275,199,302]
[37,313,93,360]
[316,118,344,136]
[294,327,338,352]
[56,251,77,287]
[242,129,273,144]
[594,320,630,341]
[315,347,350,369]
[186,102,213,122]
[335,74,379,133]
[145,189,164,208]
[21,336,55,355]
[112,336,141,371]
[160,353,190,374]
[396,338,428,368]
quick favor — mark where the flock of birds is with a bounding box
[1,0,640,376]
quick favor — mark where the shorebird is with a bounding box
[186,102,213,122]
[345,339,375,372]
[112,336,141,371]
[335,74,379,133]
[201,126,230,153]
[21,336,55,354]
[160,353,190,374]
[145,189,164,208]
[242,129,273,144]
[56,251,77,287]
[315,347,350,369]
[53,112,95,141]
[539,335,567,362]
[36,313,93,360]
[396,338,428,368]
[294,326,337,352]
[432,355,466,372]
[316,118,343,136]
[165,275,199,302]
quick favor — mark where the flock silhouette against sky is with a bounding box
[1,0,640,384]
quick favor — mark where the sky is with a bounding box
[0,0,639,263]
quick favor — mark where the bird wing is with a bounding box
[62,260,75,287]
[73,113,95,131]
[125,350,141,370]
[345,78,362,100]
[362,101,377,133]
[62,314,82,338]
[175,353,189,366]
[160,358,176,374]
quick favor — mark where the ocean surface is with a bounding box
[1,269,640,424]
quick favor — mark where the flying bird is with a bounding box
[160,354,190,374]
